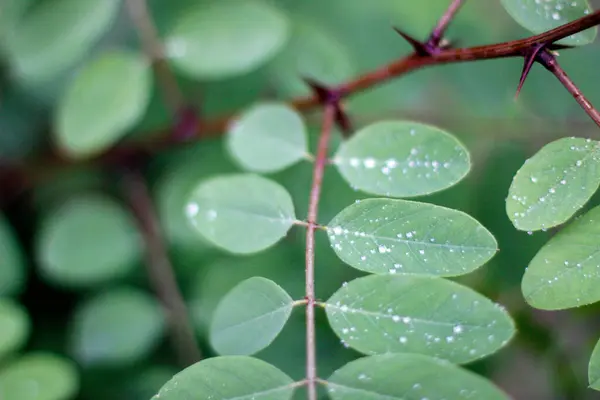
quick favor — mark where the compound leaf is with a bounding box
[0,299,30,360]
[507,137,600,232]
[325,275,515,364]
[0,353,79,400]
[334,121,470,197]
[186,174,296,254]
[327,353,510,400]
[36,195,141,288]
[327,198,497,276]
[522,205,600,309]
[6,0,121,82]
[70,287,165,366]
[227,103,309,173]
[210,277,294,355]
[151,356,295,400]
[500,0,596,46]
[166,0,289,79]
[55,50,152,159]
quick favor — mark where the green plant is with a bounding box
[3,0,600,399]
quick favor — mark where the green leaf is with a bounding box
[0,299,30,360]
[521,205,600,309]
[70,287,165,366]
[151,356,295,400]
[6,0,121,82]
[0,214,26,296]
[590,337,600,390]
[210,277,294,355]
[165,0,289,79]
[334,121,470,197]
[36,195,141,288]
[186,174,296,254]
[327,353,510,400]
[55,50,152,159]
[327,198,497,276]
[325,275,515,364]
[0,353,79,400]
[268,19,355,98]
[500,0,596,46]
[506,137,600,232]
[226,103,309,173]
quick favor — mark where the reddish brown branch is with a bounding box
[429,0,466,48]
[538,50,600,128]
[3,9,600,193]
[122,171,202,367]
[305,104,336,400]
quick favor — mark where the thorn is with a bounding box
[302,77,332,103]
[393,27,430,56]
[515,44,546,99]
[302,77,352,136]
[548,43,575,51]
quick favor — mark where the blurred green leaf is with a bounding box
[500,0,596,46]
[589,337,600,390]
[334,121,470,197]
[327,353,510,400]
[152,356,295,400]
[506,137,600,232]
[210,277,294,355]
[268,18,355,98]
[186,174,296,254]
[0,353,79,400]
[0,214,26,296]
[36,195,141,288]
[227,103,309,173]
[327,198,497,276]
[70,287,165,366]
[55,50,152,159]
[522,205,600,309]
[166,0,289,79]
[6,0,121,83]
[0,299,30,360]
[325,275,515,363]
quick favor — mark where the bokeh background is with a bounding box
[2,0,600,399]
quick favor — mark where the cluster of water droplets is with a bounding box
[327,202,495,275]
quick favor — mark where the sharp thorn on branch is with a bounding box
[392,27,431,56]
[334,103,353,137]
[515,44,547,99]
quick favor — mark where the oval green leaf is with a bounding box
[500,0,596,46]
[507,137,600,232]
[227,103,309,173]
[334,121,470,197]
[0,214,26,296]
[165,0,289,79]
[522,205,600,309]
[325,275,515,364]
[70,287,165,366]
[36,195,141,288]
[186,174,296,254]
[6,0,121,82]
[0,299,30,360]
[55,50,152,159]
[327,198,497,276]
[328,353,509,400]
[151,356,295,400]
[210,277,294,355]
[590,337,600,390]
[0,353,79,400]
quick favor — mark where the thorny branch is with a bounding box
[3,6,600,198]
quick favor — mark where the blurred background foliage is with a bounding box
[2,0,600,399]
